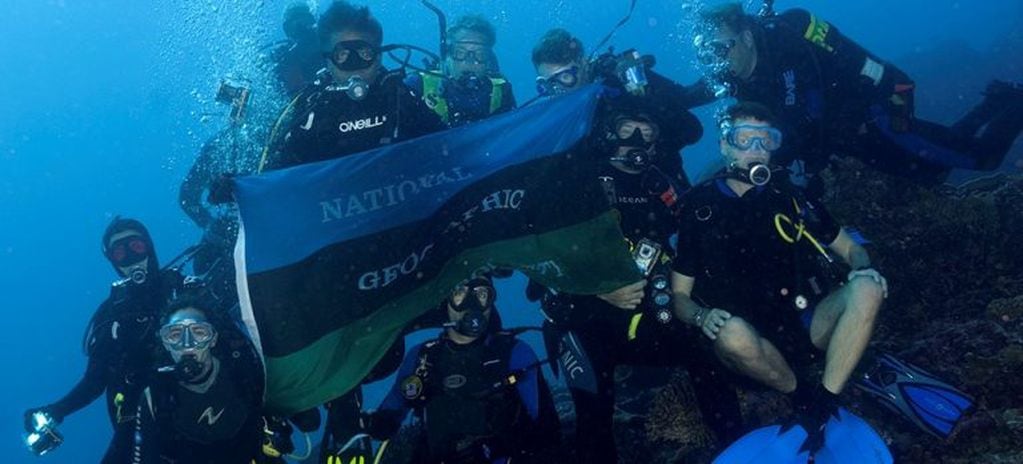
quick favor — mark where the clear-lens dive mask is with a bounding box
[535,65,580,96]
[159,320,216,350]
[449,43,493,65]
[24,412,63,456]
[324,40,380,71]
[724,124,783,152]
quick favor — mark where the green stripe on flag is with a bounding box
[262,210,639,413]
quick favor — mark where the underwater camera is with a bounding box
[215,78,251,123]
[616,49,652,96]
[592,48,656,96]
[632,239,674,324]
[25,412,63,456]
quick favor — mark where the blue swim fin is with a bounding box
[856,353,974,439]
[714,408,891,464]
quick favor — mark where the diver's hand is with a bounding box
[847,268,888,298]
[696,308,732,340]
[23,406,60,433]
[597,280,646,310]
[207,173,237,205]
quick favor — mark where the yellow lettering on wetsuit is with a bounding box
[774,199,832,261]
[804,14,835,52]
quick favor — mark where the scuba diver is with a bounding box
[131,294,270,463]
[693,2,1023,181]
[366,276,560,464]
[257,2,444,462]
[270,2,325,97]
[179,77,265,312]
[22,217,189,462]
[259,0,445,172]
[405,14,516,127]
[670,102,888,458]
[530,27,713,190]
[529,101,745,464]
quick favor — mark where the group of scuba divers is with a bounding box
[23,0,1023,463]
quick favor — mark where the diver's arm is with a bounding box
[671,272,705,325]
[46,356,108,420]
[827,229,871,270]
[671,271,732,340]
[647,71,716,110]
[179,141,216,229]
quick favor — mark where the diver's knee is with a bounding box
[848,278,884,314]
[715,317,761,362]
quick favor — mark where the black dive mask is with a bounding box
[448,283,494,338]
[324,40,379,71]
[609,128,655,171]
[728,162,776,187]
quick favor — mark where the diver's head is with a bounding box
[445,276,497,343]
[159,300,219,382]
[718,101,782,185]
[319,1,384,85]
[604,111,660,174]
[444,15,498,82]
[283,2,316,42]
[696,3,758,81]
[532,28,588,97]
[102,216,158,285]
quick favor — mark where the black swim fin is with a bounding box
[856,352,974,439]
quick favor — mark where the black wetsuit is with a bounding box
[180,126,263,310]
[44,270,185,463]
[673,177,843,362]
[269,32,323,98]
[374,332,560,464]
[133,340,265,464]
[259,68,445,462]
[540,162,743,464]
[260,70,446,172]
[716,9,1023,177]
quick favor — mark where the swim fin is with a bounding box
[714,408,892,464]
[856,352,974,439]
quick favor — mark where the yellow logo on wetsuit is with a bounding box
[804,14,835,52]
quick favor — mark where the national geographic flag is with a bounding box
[233,85,641,414]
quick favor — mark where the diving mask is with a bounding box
[159,319,216,350]
[535,65,580,96]
[324,40,379,71]
[724,124,783,152]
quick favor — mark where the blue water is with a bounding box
[1,1,1019,462]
